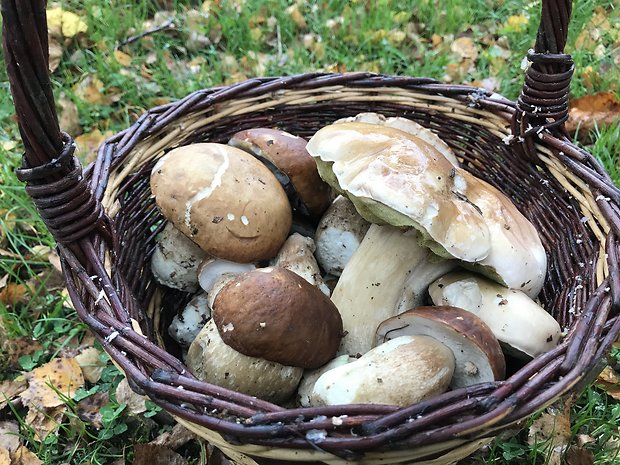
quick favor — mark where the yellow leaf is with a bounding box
[505,15,529,32]
[114,50,132,67]
[46,7,88,38]
[451,37,478,61]
[12,446,43,465]
[72,75,105,104]
[75,347,107,384]
[25,405,66,441]
[1,141,17,151]
[20,357,84,409]
[0,448,9,465]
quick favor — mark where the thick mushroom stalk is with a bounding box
[168,292,211,348]
[310,335,455,406]
[271,233,330,295]
[429,272,562,359]
[314,196,371,277]
[332,224,455,356]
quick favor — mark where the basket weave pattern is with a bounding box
[3,1,620,463]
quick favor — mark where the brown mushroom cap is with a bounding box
[375,306,505,389]
[213,267,343,369]
[150,143,292,263]
[229,128,332,219]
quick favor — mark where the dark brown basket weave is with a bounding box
[4,1,620,463]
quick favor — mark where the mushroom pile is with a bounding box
[149,113,561,407]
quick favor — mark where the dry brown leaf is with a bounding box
[20,357,84,409]
[0,448,9,465]
[565,446,595,465]
[0,378,27,411]
[528,400,573,465]
[0,421,20,453]
[72,75,106,105]
[25,405,65,441]
[75,347,106,384]
[48,37,63,73]
[76,391,109,429]
[0,209,16,247]
[451,36,478,61]
[12,446,43,465]
[113,50,132,67]
[286,4,307,29]
[431,34,443,48]
[470,77,500,92]
[150,424,196,450]
[75,130,113,165]
[57,95,81,136]
[566,92,620,137]
[0,283,29,307]
[115,377,147,415]
[3,338,43,369]
[133,444,188,465]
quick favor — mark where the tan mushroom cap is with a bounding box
[229,128,332,219]
[150,143,292,263]
[375,306,505,389]
[213,267,343,369]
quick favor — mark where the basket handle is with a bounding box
[512,0,574,148]
[2,0,104,244]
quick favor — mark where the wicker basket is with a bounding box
[4,1,620,464]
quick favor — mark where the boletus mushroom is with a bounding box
[168,292,211,348]
[429,272,562,359]
[229,128,332,219]
[150,143,292,263]
[375,306,505,389]
[310,335,455,406]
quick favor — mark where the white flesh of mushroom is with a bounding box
[332,224,452,356]
[198,258,256,294]
[168,292,211,347]
[428,271,562,359]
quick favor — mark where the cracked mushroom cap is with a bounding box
[229,128,332,219]
[150,143,292,263]
[375,306,505,389]
[213,267,343,369]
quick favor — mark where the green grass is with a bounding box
[1,1,619,464]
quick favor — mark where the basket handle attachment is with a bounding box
[512,0,574,158]
[1,0,106,244]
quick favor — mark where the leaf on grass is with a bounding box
[503,15,529,33]
[150,424,195,450]
[25,405,66,441]
[12,446,43,465]
[77,391,109,429]
[0,421,20,453]
[0,209,17,247]
[528,399,573,465]
[47,8,88,38]
[20,357,84,409]
[0,283,29,307]
[72,75,107,105]
[575,8,611,51]
[75,347,107,384]
[565,446,595,465]
[595,366,620,400]
[115,377,147,415]
[0,378,27,411]
[450,36,478,61]
[566,92,620,137]
[75,130,113,164]
[57,95,82,137]
[286,4,307,29]
[48,37,63,73]
[133,444,188,465]
[114,50,133,67]
[4,338,43,369]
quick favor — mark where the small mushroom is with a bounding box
[213,267,343,369]
[297,354,354,407]
[150,223,209,292]
[310,335,455,406]
[271,233,330,295]
[168,292,211,347]
[314,196,371,276]
[150,143,292,263]
[186,319,303,403]
[229,128,332,219]
[331,224,455,356]
[375,306,505,389]
[428,272,562,359]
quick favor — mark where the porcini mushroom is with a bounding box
[331,224,455,356]
[271,233,330,295]
[310,335,455,406]
[429,272,562,359]
[168,292,211,347]
[229,128,332,219]
[314,196,371,276]
[197,257,256,295]
[306,119,546,297]
[375,306,505,388]
[150,143,292,263]
[151,222,209,292]
[297,354,354,407]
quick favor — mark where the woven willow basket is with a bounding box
[4,1,620,464]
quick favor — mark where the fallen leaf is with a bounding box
[0,209,16,247]
[115,377,147,415]
[57,95,81,137]
[3,337,43,369]
[575,8,611,51]
[150,423,195,450]
[113,50,132,67]
[0,421,20,453]
[565,446,595,465]
[566,92,620,138]
[451,36,478,61]
[76,391,109,429]
[20,357,84,409]
[48,37,63,73]
[132,444,188,465]
[470,77,500,92]
[72,75,106,105]
[75,130,113,164]
[75,347,106,384]
[504,14,529,33]
[528,399,573,465]
[12,446,43,465]
[0,377,28,411]
[0,448,9,465]
[25,405,65,441]
[286,4,307,29]
[47,8,88,38]
[0,141,18,151]
[0,283,29,307]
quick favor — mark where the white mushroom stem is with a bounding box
[272,233,330,296]
[428,271,562,359]
[297,354,354,407]
[314,196,371,276]
[168,293,211,347]
[198,258,256,294]
[332,224,453,357]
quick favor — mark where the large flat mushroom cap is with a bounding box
[375,306,505,389]
[213,267,343,369]
[306,122,491,262]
